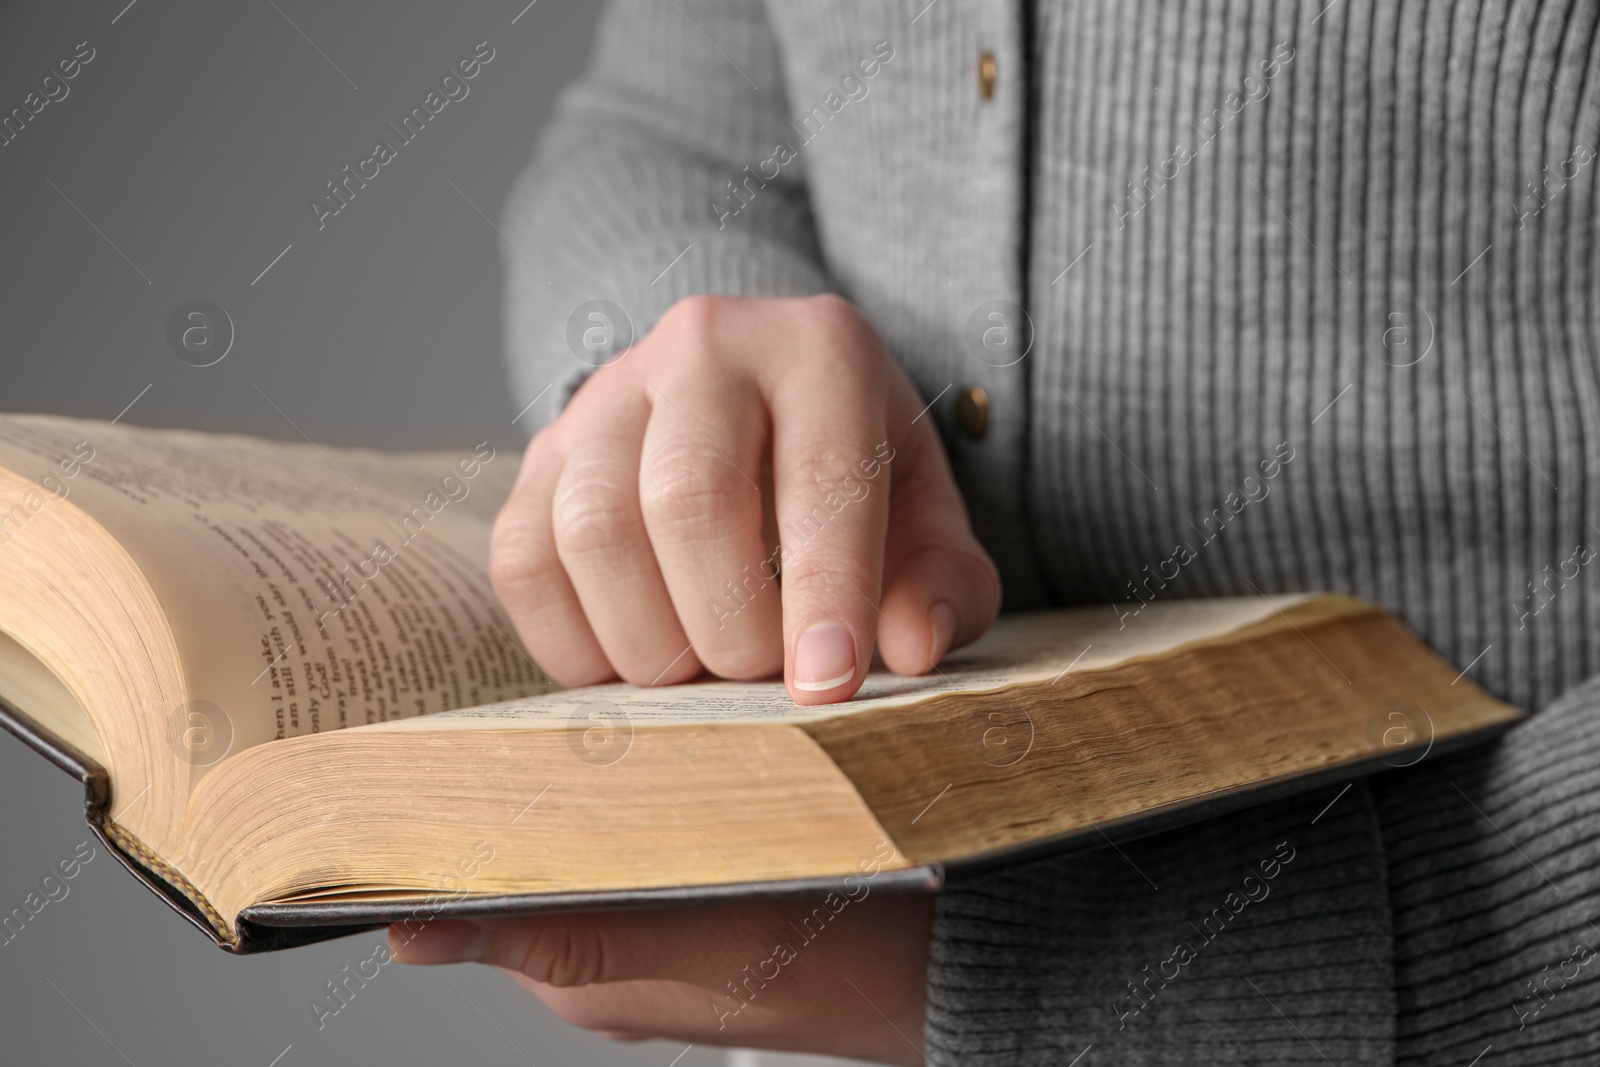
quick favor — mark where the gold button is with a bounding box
[955,385,989,440]
[978,50,997,100]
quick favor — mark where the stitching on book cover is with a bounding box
[104,822,239,946]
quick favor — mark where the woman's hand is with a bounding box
[489,293,1000,704]
[389,891,934,1064]
[476,295,987,1055]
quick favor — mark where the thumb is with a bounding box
[874,425,1001,676]
[387,906,773,988]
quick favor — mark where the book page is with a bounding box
[363,595,1315,733]
[0,628,107,767]
[0,415,552,770]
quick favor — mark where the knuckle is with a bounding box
[550,473,645,560]
[640,445,754,532]
[553,365,617,417]
[798,291,859,328]
[795,293,881,367]
[514,922,606,987]
[489,524,558,607]
[657,292,731,345]
[786,446,875,503]
[777,554,874,603]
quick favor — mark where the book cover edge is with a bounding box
[0,697,376,954]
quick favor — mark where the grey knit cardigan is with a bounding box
[502,1,1600,1062]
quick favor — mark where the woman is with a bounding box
[391,2,1600,1063]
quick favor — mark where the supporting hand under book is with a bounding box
[489,293,1001,704]
[388,892,933,1063]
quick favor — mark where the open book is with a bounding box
[0,414,1521,953]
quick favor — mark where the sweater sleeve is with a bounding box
[925,779,1397,1063]
[500,0,834,433]
[925,677,1600,1065]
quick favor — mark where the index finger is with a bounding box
[760,300,894,704]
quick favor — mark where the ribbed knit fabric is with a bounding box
[502,1,1600,1062]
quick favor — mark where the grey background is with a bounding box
[0,0,739,1063]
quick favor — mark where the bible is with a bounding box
[0,414,1521,953]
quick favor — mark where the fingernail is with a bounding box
[794,621,857,691]
[391,920,484,965]
[928,601,958,670]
